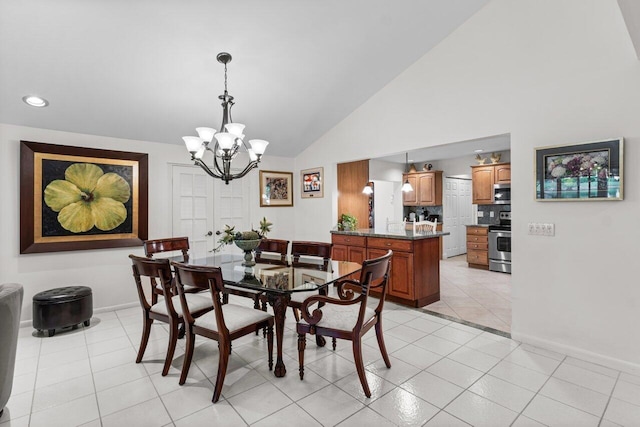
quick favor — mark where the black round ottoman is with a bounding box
[33,286,93,337]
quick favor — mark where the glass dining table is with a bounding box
[179,253,362,377]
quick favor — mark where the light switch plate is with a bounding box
[477,211,484,217]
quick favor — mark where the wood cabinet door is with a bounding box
[417,173,436,205]
[388,251,414,299]
[332,244,348,262]
[472,166,494,204]
[402,174,418,205]
[495,164,511,183]
[348,245,367,265]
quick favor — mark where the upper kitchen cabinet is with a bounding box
[471,163,511,204]
[494,164,511,183]
[402,171,443,206]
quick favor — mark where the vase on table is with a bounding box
[234,239,262,267]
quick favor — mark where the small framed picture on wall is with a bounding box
[301,167,323,199]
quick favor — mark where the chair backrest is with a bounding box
[386,219,406,233]
[129,254,175,311]
[255,238,289,265]
[144,237,190,262]
[413,219,437,233]
[170,262,226,330]
[359,250,392,296]
[291,241,332,270]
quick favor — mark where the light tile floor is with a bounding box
[2,296,639,426]
[426,255,512,333]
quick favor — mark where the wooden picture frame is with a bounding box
[535,138,623,201]
[301,167,324,198]
[20,141,148,253]
[259,170,293,207]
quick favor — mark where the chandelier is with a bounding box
[182,52,268,184]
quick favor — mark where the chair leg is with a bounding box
[332,337,337,351]
[267,325,274,371]
[297,333,306,380]
[353,338,371,398]
[375,320,391,368]
[162,321,179,376]
[292,307,300,322]
[212,340,230,403]
[136,315,153,363]
[222,293,229,305]
[179,328,195,385]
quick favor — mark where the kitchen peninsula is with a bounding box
[330,229,449,307]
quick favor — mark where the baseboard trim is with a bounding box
[512,331,640,376]
[20,301,139,328]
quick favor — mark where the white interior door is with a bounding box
[212,174,250,255]
[443,178,473,258]
[172,165,215,259]
[459,179,473,253]
[443,179,459,258]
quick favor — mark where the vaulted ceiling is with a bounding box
[0,0,489,157]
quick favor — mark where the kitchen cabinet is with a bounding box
[471,163,510,205]
[466,226,489,269]
[331,230,442,307]
[402,171,443,206]
[331,234,366,280]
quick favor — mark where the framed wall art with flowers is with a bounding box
[20,141,148,253]
[535,138,623,201]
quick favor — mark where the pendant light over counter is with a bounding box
[401,152,414,193]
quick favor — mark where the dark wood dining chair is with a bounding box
[289,241,333,322]
[128,255,213,376]
[171,261,274,403]
[297,250,393,398]
[144,236,190,262]
[255,238,289,265]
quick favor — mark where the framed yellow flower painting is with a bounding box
[20,141,148,253]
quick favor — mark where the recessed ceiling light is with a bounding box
[22,95,49,107]
[474,149,484,153]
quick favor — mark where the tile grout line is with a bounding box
[509,354,567,426]
[597,370,621,427]
[81,322,105,427]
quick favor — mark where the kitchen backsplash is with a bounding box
[477,204,511,225]
[403,205,443,222]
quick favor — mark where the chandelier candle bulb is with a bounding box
[225,123,245,137]
[195,127,216,143]
[249,139,269,156]
[183,136,204,153]
[215,132,236,150]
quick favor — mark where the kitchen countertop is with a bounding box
[331,228,449,240]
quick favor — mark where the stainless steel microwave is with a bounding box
[493,184,511,204]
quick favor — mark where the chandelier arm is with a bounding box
[193,158,222,179]
[232,161,260,180]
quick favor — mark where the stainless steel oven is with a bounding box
[489,211,511,273]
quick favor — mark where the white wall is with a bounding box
[0,124,295,321]
[294,0,640,371]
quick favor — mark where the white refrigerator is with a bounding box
[371,180,404,233]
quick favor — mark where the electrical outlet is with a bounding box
[490,211,495,218]
[477,211,484,217]
[529,222,555,236]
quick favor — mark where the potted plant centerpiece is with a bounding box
[215,217,272,266]
[337,213,358,231]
